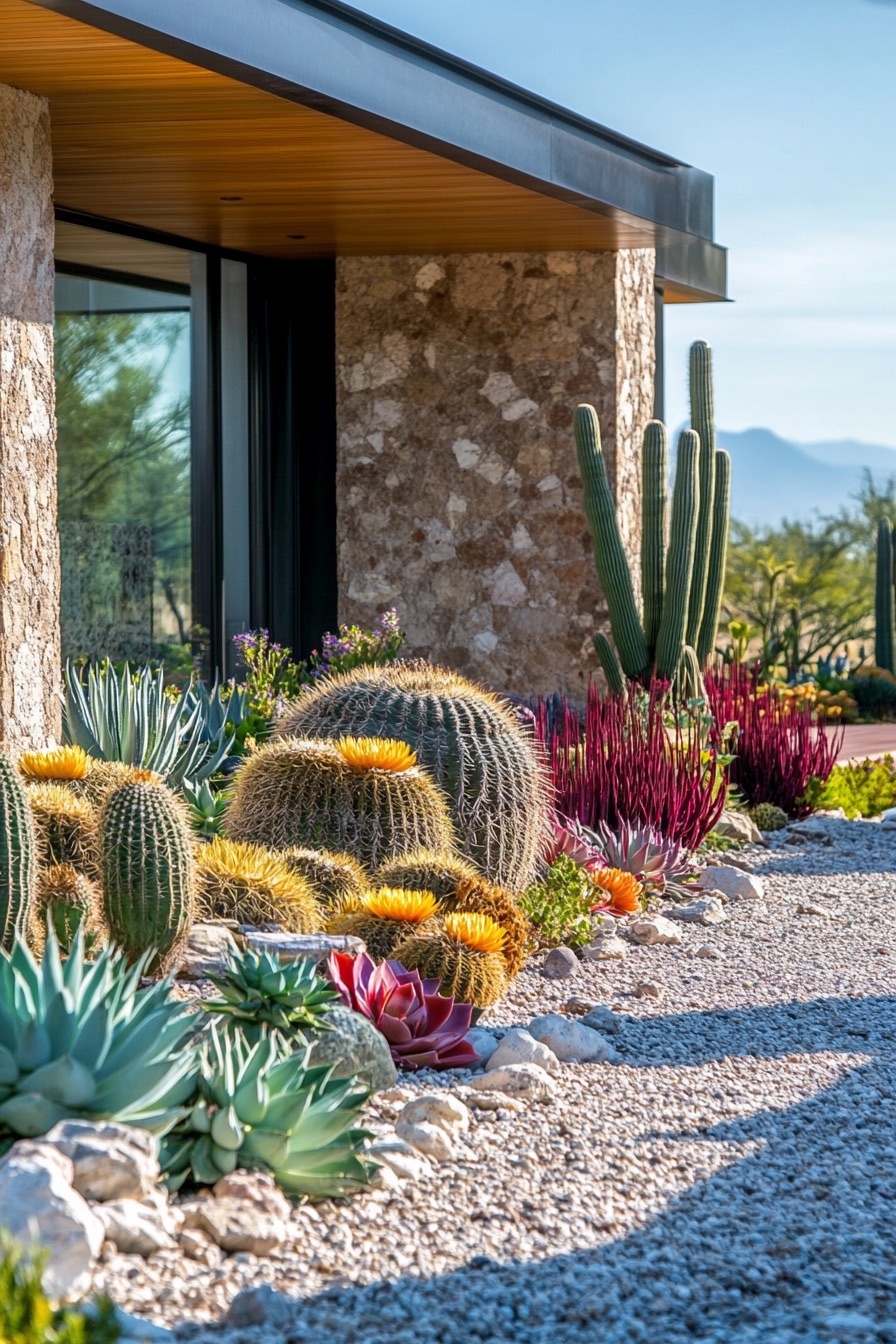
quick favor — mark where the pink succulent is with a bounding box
[327,952,480,1072]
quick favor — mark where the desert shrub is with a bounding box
[0,1235,120,1344]
[803,756,896,819]
[519,857,595,950]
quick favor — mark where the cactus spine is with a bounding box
[574,404,649,679]
[875,517,896,675]
[576,340,730,687]
[0,753,35,950]
[99,780,194,971]
[655,431,700,680]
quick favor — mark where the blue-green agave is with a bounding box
[0,929,197,1142]
[202,947,337,1039]
[162,1025,373,1198]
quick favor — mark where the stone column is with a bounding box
[336,249,655,695]
[0,84,60,750]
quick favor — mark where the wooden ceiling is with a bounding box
[0,0,680,278]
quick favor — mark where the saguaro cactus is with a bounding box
[875,517,896,674]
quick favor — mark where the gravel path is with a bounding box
[99,817,896,1343]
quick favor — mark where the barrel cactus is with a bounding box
[196,838,320,932]
[0,752,36,951]
[30,864,106,958]
[226,736,456,872]
[749,802,788,833]
[443,875,531,978]
[278,663,549,892]
[99,779,195,971]
[281,848,369,910]
[327,887,443,960]
[375,849,479,900]
[26,783,97,875]
[393,912,509,1008]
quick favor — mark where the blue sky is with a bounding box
[354,0,896,449]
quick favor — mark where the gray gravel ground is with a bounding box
[101,817,896,1343]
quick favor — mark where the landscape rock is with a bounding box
[397,1093,470,1134]
[581,1005,622,1033]
[225,1285,294,1330]
[95,1199,177,1257]
[581,935,628,961]
[796,902,835,918]
[700,865,766,902]
[660,896,727,925]
[395,1120,456,1162]
[366,1137,432,1182]
[43,1120,159,1202]
[181,1198,288,1254]
[465,1027,499,1064]
[176,922,239,979]
[177,1226,224,1265]
[528,1014,616,1063]
[212,1170,292,1222]
[467,1062,557,1103]
[466,1093,527,1113]
[0,1141,104,1302]
[714,810,765,844]
[114,1307,175,1343]
[633,981,664,1000]
[485,1027,560,1074]
[305,1003,397,1094]
[628,915,684,946]
[695,943,722,959]
[542,946,579,979]
[561,996,599,1016]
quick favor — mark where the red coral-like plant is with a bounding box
[705,665,842,817]
[327,951,480,1072]
[537,681,728,851]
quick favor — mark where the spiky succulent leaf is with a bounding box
[203,947,338,1038]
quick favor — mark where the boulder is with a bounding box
[714,811,765,845]
[212,1170,292,1222]
[181,1198,288,1254]
[542,947,579,979]
[527,1014,616,1063]
[468,1063,557,1103]
[365,1137,432,1182]
[397,1094,470,1135]
[394,1120,456,1162]
[225,1285,294,1330]
[305,1003,397,1094]
[700,866,765,902]
[95,1199,178,1256]
[581,1005,623,1033]
[581,935,628,961]
[0,1141,104,1302]
[465,1027,499,1065]
[628,915,684,946]
[485,1027,560,1075]
[43,1120,159,1202]
[176,922,239,980]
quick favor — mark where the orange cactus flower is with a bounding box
[591,867,643,914]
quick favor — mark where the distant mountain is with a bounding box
[711,428,896,528]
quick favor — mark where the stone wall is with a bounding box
[335,249,655,695]
[0,83,60,749]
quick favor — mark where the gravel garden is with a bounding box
[2,344,895,1343]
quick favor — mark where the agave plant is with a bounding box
[182,778,230,837]
[0,928,197,1142]
[63,662,233,790]
[161,1024,372,1197]
[589,819,695,897]
[543,815,605,872]
[328,951,480,1072]
[202,947,338,1039]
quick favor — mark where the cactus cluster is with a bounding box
[327,887,443,959]
[226,737,456,872]
[576,340,731,687]
[279,661,550,892]
[26,783,97,875]
[31,864,106,957]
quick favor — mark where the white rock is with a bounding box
[714,811,764,844]
[628,915,684,946]
[796,902,835,918]
[43,1120,159,1202]
[467,1063,557,1103]
[466,1093,527,1113]
[95,1199,178,1256]
[542,946,579,979]
[366,1137,432,1181]
[660,896,727,926]
[394,1120,456,1162]
[397,1093,470,1134]
[212,1170,292,1222]
[581,935,628,961]
[0,1141,104,1303]
[528,1014,616,1063]
[465,1027,499,1064]
[114,1307,175,1343]
[181,1198,288,1254]
[485,1027,560,1075]
[700,866,765,902]
[177,1226,224,1265]
[225,1284,294,1329]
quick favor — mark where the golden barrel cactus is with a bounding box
[393,912,509,1008]
[196,837,320,933]
[375,849,479,900]
[26,783,97,876]
[281,847,369,910]
[326,887,442,959]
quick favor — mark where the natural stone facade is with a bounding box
[0,83,60,749]
[336,250,655,694]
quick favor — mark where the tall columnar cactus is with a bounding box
[0,753,35,950]
[278,663,550,893]
[576,339,731,685]
[99,779,195,971]
[226,737,458,874]
[875,517,896,675]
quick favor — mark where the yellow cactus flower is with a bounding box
[335,736,417,773]
[444,911,507,955]
[19,746,92,781]
[361,887,440,923]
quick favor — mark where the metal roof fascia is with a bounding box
[33,0,720,251]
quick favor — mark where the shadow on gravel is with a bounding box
[219,996,896,1344]
[754,819,896,876]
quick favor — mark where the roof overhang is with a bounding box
[4,0,727,300]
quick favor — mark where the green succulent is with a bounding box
[202,947,338,1039]
[161,1025,373,1198]
[0,928,198,1143]
[183,778,230,838]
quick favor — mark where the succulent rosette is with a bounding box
[327,951,480,1072]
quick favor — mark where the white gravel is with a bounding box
[96,816,896,1342]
